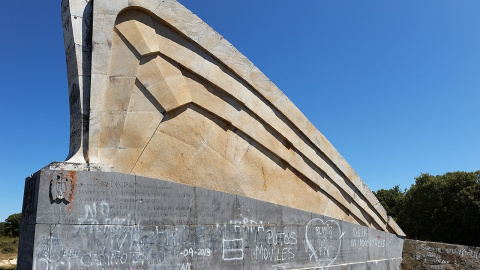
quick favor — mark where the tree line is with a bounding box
[374,170,480,246]
[0,213,21,238]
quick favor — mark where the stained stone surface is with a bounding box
[401,239,480,270]
[59,0,404,237]
[19,166,404,270]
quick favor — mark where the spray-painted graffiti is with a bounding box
[32,205,397,270]
[402,239,480,270]
[34,202,185,269]
[305,218,344,269]
[27,172,403,270]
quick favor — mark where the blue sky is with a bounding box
[0,0,479,221]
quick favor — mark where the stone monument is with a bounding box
[18,0,405,269]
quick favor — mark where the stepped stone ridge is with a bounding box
[17,0,405,269]
[62,0,404,236]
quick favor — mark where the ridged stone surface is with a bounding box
[60,0,404,236]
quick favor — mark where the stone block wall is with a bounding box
[18,165,404,269]
[401,239,480,270]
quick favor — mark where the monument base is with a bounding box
[19,163,404,269]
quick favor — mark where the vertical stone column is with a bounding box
[61,0,93,162]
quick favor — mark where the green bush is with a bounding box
[0,223,5,237]
[377,171,480,246]
[4,214,21,238]
[1,246,16,253]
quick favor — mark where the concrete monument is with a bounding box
[18,0,405,269]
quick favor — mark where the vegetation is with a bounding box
[3,214,20,238]
[375,170,480,246]
[0,214,21,266]
[0,267,16,270]
[374,185,404,222]
[0,236,18,262]
[0,223,5,237]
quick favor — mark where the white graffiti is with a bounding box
[33,202,187,270]
[272,262,290,269]
[222,238,244,261]
[230,218,265,232]
[305,218,344,269]
[32,205,396,270]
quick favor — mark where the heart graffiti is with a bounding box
[305,218,345,269]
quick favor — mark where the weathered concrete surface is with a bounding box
[401,239,480,270]
[19,165,404,270]
[59,0,404,237]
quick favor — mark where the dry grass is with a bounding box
[0,237,18,261]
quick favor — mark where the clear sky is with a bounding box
[0,0,479,222]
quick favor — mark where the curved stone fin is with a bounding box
[115,11,159,56]
[78,0,406,236]
[136,55,192,112]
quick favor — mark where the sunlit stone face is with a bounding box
[62,0,404,237]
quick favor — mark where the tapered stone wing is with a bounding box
[62,0,404,237]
